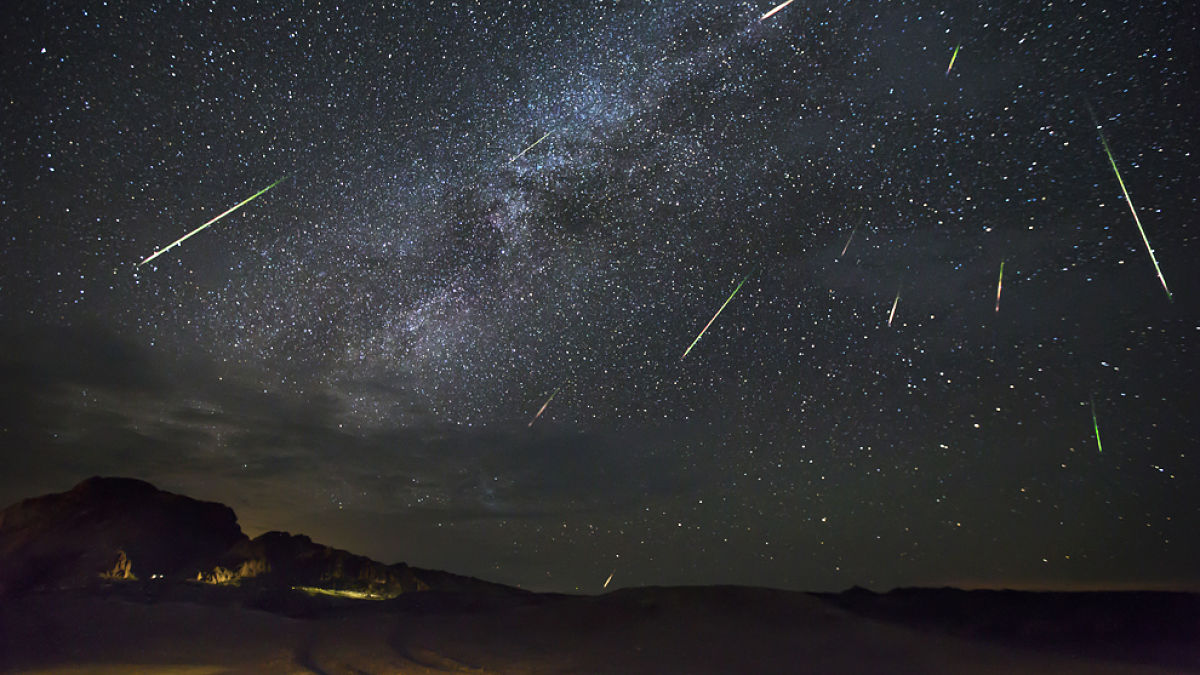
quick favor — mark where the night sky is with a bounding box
[1,0,1197,594]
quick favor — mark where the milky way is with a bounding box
[1,0,1196,593]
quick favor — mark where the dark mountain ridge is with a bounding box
[0,476,516,598]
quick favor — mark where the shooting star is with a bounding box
[1090,396,1103,454]
[1090,112,1172,301]
[887,287,901,327]
[839,227,856,258]
[528,382,566,427]
[603,570,615,589]
[945,44,960,76]
[759,0,796,21]
[508,130,553,164]
[994,261,1005,313]
[681,268,756,360]
[139,177,288,267]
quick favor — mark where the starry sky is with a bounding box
[1,0,1197,594]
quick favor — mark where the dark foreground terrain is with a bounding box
[1,478,1197,673]
[2,582,1198,674]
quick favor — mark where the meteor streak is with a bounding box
[139,177,288,266]
[839,227,856,258]
[528,383,566,427]
[681,268,756,360]
[995,261,1004,313]
[508,130,553,164]
[603,570,615,589]
[759,0,796,21]
[887,287,901,327]
[945,44,960,76]
[1090,396,1103,454]
[1091,114,1172,300]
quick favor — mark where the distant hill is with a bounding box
[0,476,519,598]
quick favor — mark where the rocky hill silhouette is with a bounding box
[0,476,516,598]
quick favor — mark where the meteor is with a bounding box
[887,287,901,327]
[508,130,553,164]
[1090,396,1103,453]
[603,570,615,589]
[1091,114,1172,301]
[528,383,566,427]
[681,268,756,360]
[994,261,1004,313]
[139,177,288,266]
[759,0,796,21]
[839,227,856,258]
[945,44,960,76]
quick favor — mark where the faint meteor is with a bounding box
[681,268,756,360]
[945,44,960,76]
[1090,113,1172,301]
[994,260,1005,313]
[839,227,856,258]
[508,130,553,164]
[139,177,288,266]
[887,287,901,327]
[1090,396,1103,454]
[528,382,566,427]
[603,570,615,589]
[759,0,796,21]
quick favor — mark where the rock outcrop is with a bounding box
[0,477,245,594]
[101,550,135,580]
[228,531,418,594]
[0,476,520,599]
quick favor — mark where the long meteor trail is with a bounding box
[839,227,856,258]
[759,0,796,21]
[603,570,615,589]
[139,177,288,266]
[528,383,566,427]
[945,44,961,76]
[1090,396,1103,454]
[1091,116,1172,300]
[508,130,553,164]
[995,261,1005,313]
[681,268,755,360]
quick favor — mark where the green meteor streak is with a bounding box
[1093,119,1171,300]
[945,44,960,75]
[139,177,288,266]
[509,130,553,164]
[995,260,1004,313]
[1090,396,1103,454]
[681,269,755,360]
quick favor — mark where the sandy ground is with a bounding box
[0,587,1193,674]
